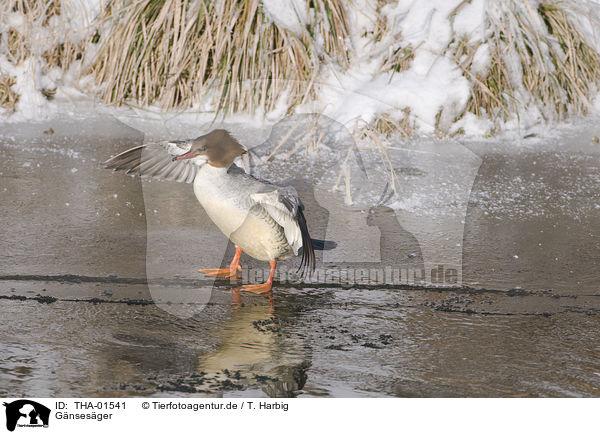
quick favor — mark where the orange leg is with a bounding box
[199,246,242,279]
[237,260,277,294]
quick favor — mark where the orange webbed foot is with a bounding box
[199,247,243,279]
[199,264,241,279]
[235,259,276,294]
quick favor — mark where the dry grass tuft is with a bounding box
[378,0,417,74]
[455,0,600,123]
[533,2,600,115]
[42,41,84,70]
[2,0,71,68]
[372,0,389,43]
[455,39,513,121]
[0,75,19,112]
[9,0,61,26]
[7,28,29,65]
[382,45,416,73]
[307,0,352,66]
[359,109,415,138]
[89,0,350,114]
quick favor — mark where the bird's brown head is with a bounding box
[174,129,246,168]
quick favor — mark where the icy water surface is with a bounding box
[1,115,599,397]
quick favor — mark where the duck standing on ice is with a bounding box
[105,129,320,294]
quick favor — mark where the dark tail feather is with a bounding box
[295,206,315,277]
[296,238,336,277]
[310,239,337,250]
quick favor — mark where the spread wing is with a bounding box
[250,187,315,275]
[104,141,199,183]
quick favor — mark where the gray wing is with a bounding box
[104,142,198,183]
[250,186,315,275]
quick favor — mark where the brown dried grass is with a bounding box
[6,28,29,65]
[10,0,61,25]
[1,0,599,134]
[0,75,18,112]
[42,41,85,69]
[455,0,600,123]
[89,0,350,114]
[360,110,415,138]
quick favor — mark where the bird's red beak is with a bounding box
[173,150,195,161]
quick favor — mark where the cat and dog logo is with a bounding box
[3,400,50,431]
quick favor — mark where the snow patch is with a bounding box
[260,0,307,35]
[453,0,487,42]
[451,112,493,137]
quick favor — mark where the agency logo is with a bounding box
[3,400,50,432]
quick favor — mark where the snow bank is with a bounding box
[1,0,599,138]
[315,50,470,134]
[0,0,103,120]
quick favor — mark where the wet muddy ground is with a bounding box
[1,114,599,397]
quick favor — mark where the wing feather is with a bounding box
[250,187,315,275]
[174,162,191,183]
[104,142,200,183]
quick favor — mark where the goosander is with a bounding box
[104,129,315,294]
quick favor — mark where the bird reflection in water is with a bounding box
[230,287,274,313]
[196,288,309,397]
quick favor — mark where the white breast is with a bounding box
[193,166,247,237]
[192,164,294,261]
